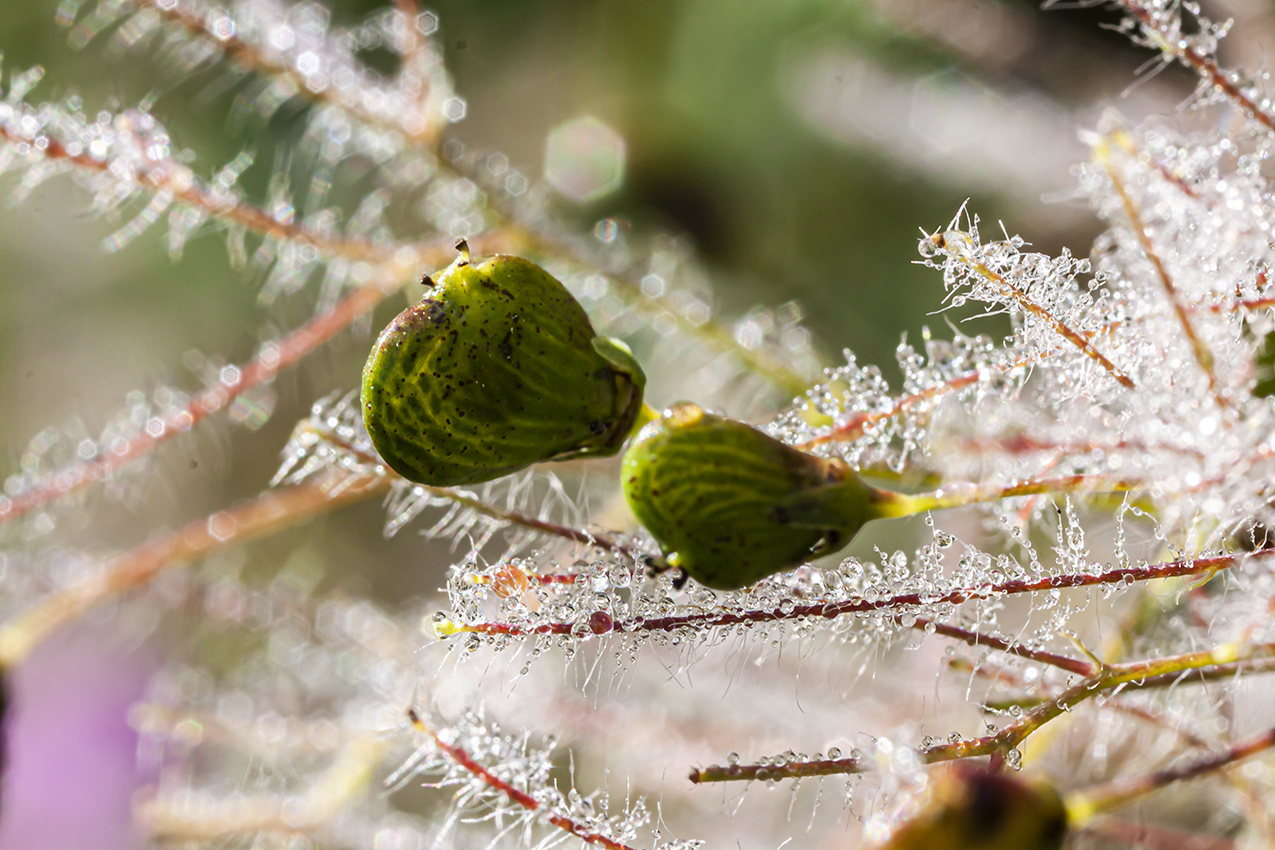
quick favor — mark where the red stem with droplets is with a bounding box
[407,710,641,850]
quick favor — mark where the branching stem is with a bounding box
[929,230,1135,389]
[1117,0,1275,136]
[691,636,1275,784]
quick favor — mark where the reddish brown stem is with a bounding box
[798,370,984,449]
[454,548,1259,639]
[130,0,442,147]
[1069,725,1275,821]
[1118,0,1275,136]
[309,425,644,562]
[1202,295,1275,313]
[0,474,389,668]
[797,334,1120,450]
[930,231,1135,389]
[1,268,406,526]
[0,122,403,263]
[407,710,641,850]
[912,617,1095,676]
[1099,136,1228,409]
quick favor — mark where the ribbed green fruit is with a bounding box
[362,246,646,487]
[621,403,890,590]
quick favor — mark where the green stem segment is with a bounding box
[630,403,660,438]
[871,474,1140,519]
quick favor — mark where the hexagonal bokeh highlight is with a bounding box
[544,115,626,204]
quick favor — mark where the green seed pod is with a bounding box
[875,766,1068,850]
[621,403,891,590]
[362,244,646,486]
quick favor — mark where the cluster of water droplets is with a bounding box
[275,393,614,564]
[125,559,467,848]
[0,343,288,546]
[66,0,462,147]
[391,706,655,850]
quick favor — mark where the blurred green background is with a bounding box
[0,0,1201,601]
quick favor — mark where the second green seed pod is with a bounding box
[622,403,893,590]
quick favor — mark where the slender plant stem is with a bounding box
[797,367,988,449]
[407,709,642,850]
[0,474,388,669]
[449,547,1263,639]
[1116,0,1275,136]
[1067,725,1275,824]
[912,617,1095,676]
[882,472,1143,516]
[0,233,475,528]
[1095,130,1228,409]
[928,230,1135,389]
[0,119,415,264]
[129,0,445,148]
[691,634,1275,783]
[302,423,645,561]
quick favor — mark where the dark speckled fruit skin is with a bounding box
[622,403,883,590]
[362,253,646,487]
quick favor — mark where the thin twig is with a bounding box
[929,230,1135,389]
[0,235,462,527]
[1068,725,1275,824]
[691,636,1275,783]
[306,424,645,562]
[891,471,1145,515]
[1117,0,1275,136]
[797,368,987,449]
[913,617,1095,676]
[130,0,442,147]
[0,121,410,264]
[954,655,1216,750]
[447,547,1263,639]
[0,474,389,669]
[1095,130,1228,409]
[407,709,642,850]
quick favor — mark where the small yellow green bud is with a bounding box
[621,403,890,590]
[875,766,1068,850]
[361,244,646,486]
